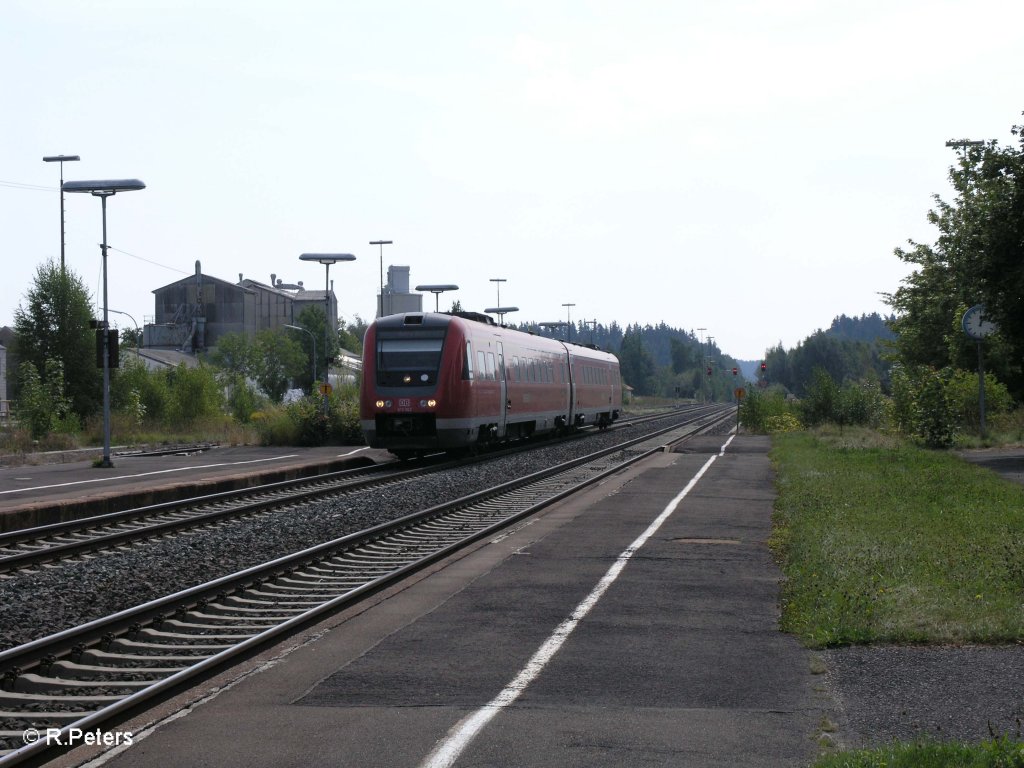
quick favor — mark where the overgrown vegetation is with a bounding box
[740,362,1016,448]
[812,738,1024,768]
[770,429,1024,648]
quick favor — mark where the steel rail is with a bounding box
[0,407,698,574]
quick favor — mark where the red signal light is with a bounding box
[732,367,738,376]
[760,362,767,372]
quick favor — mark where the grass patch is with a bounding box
[771,429,1024,647]
[811,738,1024,767]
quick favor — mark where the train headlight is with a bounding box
[427,399,437,408]
[403,374,412,384]
[375,400,385,408]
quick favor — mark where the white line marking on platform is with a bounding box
[420,434,736,768]
[337,447,371,457]
[0,455,300,495]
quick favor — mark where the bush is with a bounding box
[164,364,225,427]
[16,360,77,439]
[945,368,1013,432]
[740,388,798,433]
[252,389,364,446]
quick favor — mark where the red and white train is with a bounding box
[360,311,622,457]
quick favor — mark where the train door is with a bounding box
[496,342,507,437]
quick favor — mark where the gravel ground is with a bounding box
[0,414,697,652]
[822,645,1024,746]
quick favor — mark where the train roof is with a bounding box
[371,312,618,363]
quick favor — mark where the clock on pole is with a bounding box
[962,304,997,340]
[961,304,996,438]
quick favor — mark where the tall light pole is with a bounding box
[416,284,459,312]
[284,324,316,392]
[561,303,576,342]
[299,253,356,412]
[63,178,146,468]
[370,240,393,317]
[945,138,985,160]
[706,336,715,403]
[42,154,80,272]
[697,327,707,403]
[490,278,506,309]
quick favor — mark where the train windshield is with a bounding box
[376,333,446,386]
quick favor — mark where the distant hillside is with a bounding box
[823,313,895,343]
[763,312,894,396]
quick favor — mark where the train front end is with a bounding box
[359,313,471,456]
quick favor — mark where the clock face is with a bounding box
[962,305,997,340]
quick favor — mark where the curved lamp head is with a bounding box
[64,179,145,197]
[300,253,356,265]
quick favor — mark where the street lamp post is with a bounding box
[63,178,146,468]
[42,155,80,272]
[489,278,506,309]
[299,253,356,412]
[484,306,518,327]
[284,324,316,392]
[561,303,576,341]
[370,240,393,317]
[415,284,459,312]
[697,327,707,403]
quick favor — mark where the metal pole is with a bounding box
[323,263,331,414]
[370,240,392,317]
[100,194,112,468]
[59,163,67,273]
[978,340,987,439]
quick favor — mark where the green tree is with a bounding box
[887,120,1024,400]
[13,260,101,420]
[619,327,656,395]
[165,363,224,426]
[291,305,335,393]
[16,360,76,439]
[112,356,170,422]
[207,331,255,377]
[252,330,306,402]
[669,338,693,374]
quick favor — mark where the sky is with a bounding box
[2,0,1022,361]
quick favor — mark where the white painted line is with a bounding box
[0,455,300,496]
[420,434,736,768]
[337,447,372,457]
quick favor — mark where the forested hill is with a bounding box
[823,313,895,343]
[763,312,893,397]
[514,319,740,399]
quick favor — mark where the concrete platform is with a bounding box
[47,434,832,768]
[0,444,385,532]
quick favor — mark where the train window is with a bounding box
[512,356,520,382]
[528,360,536,382]
[485,352,496,381]
[464,341,473,380]
[477,350,487,380]
[377,334,445,386]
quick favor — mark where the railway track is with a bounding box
[0,407,696,576]
[0,405,733,765]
